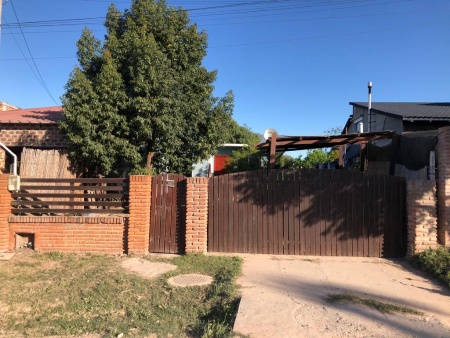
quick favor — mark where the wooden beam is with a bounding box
[338,145,344,168]
[257,133,395,151]
[360,142,367,172]
[269,132,278,169]
[389,134,399,176]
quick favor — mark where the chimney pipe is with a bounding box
[368,82,372,132]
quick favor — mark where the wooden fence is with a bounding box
[11,178,128,215]
[208,169,407,258]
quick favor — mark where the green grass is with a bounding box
[411,247,450,289]
[0,252,242,338]
[326,294,423,315]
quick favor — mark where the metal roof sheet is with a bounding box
[0,106,63,124]
[350,102,450,119]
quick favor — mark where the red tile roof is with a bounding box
[0,106,63,124]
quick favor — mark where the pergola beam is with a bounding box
[257,131,396,152]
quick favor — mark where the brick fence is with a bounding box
[0,174,144,254]
[0,174,207,255]
[1,168,449,256]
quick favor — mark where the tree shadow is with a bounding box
[234,256,450,337]
[20,108,63,123]
[208,169,409,257]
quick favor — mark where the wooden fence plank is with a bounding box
[353,173,364,257]
[275,170,282,255]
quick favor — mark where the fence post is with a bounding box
[128,175,152,254]
[185,177,208,253]
[0,174,12,252]
[406,180,438,256]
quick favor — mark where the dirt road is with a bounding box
[233,255,450,338]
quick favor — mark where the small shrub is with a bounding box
[411,247,450,288]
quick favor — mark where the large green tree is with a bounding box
[224,121,261,145]
[60,0,234,176]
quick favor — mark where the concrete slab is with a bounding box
[0,252,15,261]
[233,254,450,338]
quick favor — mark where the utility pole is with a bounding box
[0,0,3,46]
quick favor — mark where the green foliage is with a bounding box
[224,121,261,145]
[129,166,155,176]
[302,148,338,169]
[225,146,301,173]
[411,248,450,288]
[60,0,234,176]
[224,146,266,173]
[299,126,341,169]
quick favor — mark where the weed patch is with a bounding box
[326,294,423,315]
[411,247,450,288]
[0,252,242,337]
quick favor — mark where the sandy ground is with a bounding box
[232,254,450,338]
[120,257,177,279]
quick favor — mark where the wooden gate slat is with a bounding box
[354,172,363,257]
[331,171,339,256]
[213,176,220,252]
[293,170,300,255]
[275,170,283,255]
[303,170,312,255]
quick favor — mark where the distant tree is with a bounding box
[224,146,264,173]
[302,148,338,168]
[60,0,234,176]
[299,126,341,168]
[225,147,299,173]
[324,126,343,135]
[224,121,261,145]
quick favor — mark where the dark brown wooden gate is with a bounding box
[208,169,407,258]
[149,174,186,253]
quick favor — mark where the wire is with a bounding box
[8,0,59,105]
[2,16,42,81]
[0,0,411,29]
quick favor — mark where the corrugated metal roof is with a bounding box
[0,106,63,124]
[350,102,450,120]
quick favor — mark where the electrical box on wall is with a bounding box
[8,175,20,192]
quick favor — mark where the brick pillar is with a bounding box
[128,175,151,254]
[406,180,438,256]
[185,177,208,253]
[0,174,12,252]
[0,149,6,172]
[436,126,450,246]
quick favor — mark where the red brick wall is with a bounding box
[9,216,126,254]
[406,180,438,256]
[128,175,151,254]
[3,175,154,255]
[0,123,66,148]
[0,174,12,251]
[185,177,208,253]
[436,126,450,246]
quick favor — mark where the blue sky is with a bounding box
[1,0,449,137]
